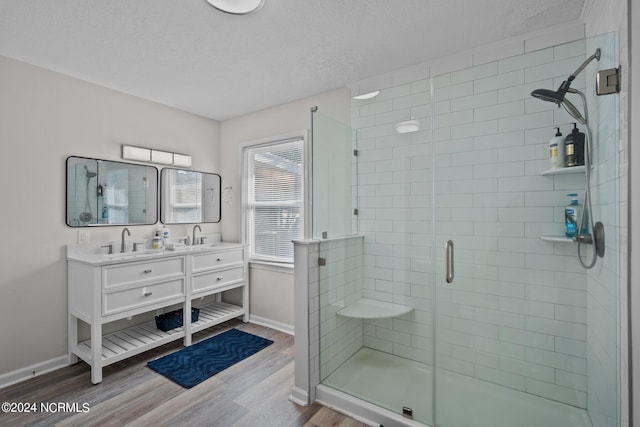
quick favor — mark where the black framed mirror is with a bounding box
[66,156,158,227]
[160,168,221,224]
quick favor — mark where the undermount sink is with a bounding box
[105,249,164,260]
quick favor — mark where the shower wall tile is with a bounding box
[346,33,608,411]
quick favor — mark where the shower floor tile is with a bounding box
[322,347,592,427]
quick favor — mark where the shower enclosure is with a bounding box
[305,33,620,427]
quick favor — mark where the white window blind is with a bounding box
[245,138,304,263]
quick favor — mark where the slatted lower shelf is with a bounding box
[73,301,245,367]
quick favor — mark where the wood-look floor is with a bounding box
[0,320,369,427]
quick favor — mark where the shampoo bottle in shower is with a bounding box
[549,128,561,168]
[565,123,585,167]
[565,193,580,238]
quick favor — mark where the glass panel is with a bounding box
[432,34,618,427]
[160,168,221,224]
[315,94,434,424]
[311,111,357,239]
[66,156,158,227]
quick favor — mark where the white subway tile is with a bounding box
[526,317,586,341]
[451,120,498,139]
[499,296,555,319]
[498,79,553,103]
[474,307,525,329]
[498,48,554,74]
[499,357,555,383]
[475,336,525,359]
[525,378,587,408]
[498,111,554,133]
[555,304,587,323]
[555,369,587,392]
[525,56,588,83]
[555,337,587,358]
[435,109,474,127]
[499,326,555,351]
[475,365,526,391]
[475,100,525,121]
[474,130,524,150]
[475,70,525,93]
[450,91,498,112]
[434,81,474,101]
[474,162,524,179]
[450,61,498,85]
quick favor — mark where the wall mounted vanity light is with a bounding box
[122,144,192,167]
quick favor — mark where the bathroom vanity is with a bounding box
[67,242,248,384]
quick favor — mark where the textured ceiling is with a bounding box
[0,0,585,121]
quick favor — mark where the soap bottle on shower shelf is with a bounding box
[565,123,585,167]
[549,127,564,168]
[565,193,581,238]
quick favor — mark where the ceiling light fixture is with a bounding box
[395,119,421,134]
[205,0,265,14]
[352,90,381,100]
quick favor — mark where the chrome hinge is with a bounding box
[596,67,621,95]
[318,257,326,266]
[353,149,359,156]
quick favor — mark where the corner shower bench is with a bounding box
[337,298,413,319]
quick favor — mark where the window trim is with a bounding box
[239,130,310,265]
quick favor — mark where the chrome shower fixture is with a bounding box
[530,48,605,269]
[530,48,600,124]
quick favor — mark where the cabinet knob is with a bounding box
[217,276,223,281]
[143,292,153,297]
[144,269,152,274]
[216,257,223,262]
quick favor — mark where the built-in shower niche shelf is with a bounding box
[540,165,586,176]
[540,235,576,243]
[337,298,413,319]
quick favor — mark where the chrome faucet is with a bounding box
[192,225,202,246]
[121,227,131,253]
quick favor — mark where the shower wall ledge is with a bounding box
[337,298,413,319]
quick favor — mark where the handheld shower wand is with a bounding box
[530,49,604,269]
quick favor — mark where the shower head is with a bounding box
[530,48,600,124]
[84,165,97,179]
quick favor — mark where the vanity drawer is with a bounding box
[103,279,185,316]
[192,266,244,294]
[103,257,185,289]
[192,249,244,272]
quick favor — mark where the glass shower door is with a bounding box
[312,105,435,425]
[432,35,618,427]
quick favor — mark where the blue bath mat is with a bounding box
[147,328,273,388]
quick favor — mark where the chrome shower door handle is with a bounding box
[445,240,454,284]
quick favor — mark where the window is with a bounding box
[243,137,304,263]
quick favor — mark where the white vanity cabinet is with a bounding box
[67,244,248,384]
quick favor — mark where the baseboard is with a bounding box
[0,355,69,390]
[249,314,294,336]
[289,386,310,406]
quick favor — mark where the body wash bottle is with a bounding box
[565,193,580,238]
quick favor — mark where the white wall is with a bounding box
[219,88,350,330]
[630,1,639,424]
[0,55,220,377]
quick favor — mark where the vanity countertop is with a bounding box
[67,241,246,266]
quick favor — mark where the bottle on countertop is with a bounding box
[162,225,170,245]
[565,193,581,238]
[565,123,585,167]
[152,231,163,249]
[549,127,564,168]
